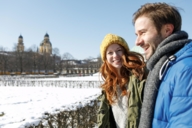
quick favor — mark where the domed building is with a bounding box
[39,33,52,54]
[17,35,24,52]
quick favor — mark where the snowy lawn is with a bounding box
[0,74,103,128]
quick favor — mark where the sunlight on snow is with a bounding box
[0,74,102,128]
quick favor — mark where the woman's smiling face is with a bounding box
[106,43,124,70]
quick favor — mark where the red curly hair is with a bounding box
[100,47,146,105]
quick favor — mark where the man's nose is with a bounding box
[135,36,143,46]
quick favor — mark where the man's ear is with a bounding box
[164,24,174,37]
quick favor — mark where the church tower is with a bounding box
[17,35,24,52]
[39,33,52,54]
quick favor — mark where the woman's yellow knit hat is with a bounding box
[100,33,129,61]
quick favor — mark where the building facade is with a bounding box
[39,33,52,54]
[17,35,24,52]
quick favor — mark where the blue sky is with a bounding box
[0,0,191,60]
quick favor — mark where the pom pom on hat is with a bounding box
[100,33,129,61]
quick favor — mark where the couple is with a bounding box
[97,2,192,128]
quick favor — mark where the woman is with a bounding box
[97,34,147,128]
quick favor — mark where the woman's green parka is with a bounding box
[97,75,145,128]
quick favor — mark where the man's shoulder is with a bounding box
[172,41,192,66]
[175,41,192,58]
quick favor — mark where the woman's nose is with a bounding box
[113,51,119,57]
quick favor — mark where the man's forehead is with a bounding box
[135,16,154,30]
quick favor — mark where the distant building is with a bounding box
[17,35,24,52]
[39,33,52,54]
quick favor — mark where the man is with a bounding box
[133,2,192,128]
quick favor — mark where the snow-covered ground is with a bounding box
[0,74,103,128]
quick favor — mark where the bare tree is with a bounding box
[62,52,74,60]
[97,54,102,68]
[52,47,60,56]
[26,44,38,52]
[0,47,10,74]
[52,48,60,73]
[41,53,52,74]
[15,51,25,73]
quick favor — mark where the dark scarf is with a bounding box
[138,31,192,128]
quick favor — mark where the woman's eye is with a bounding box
[108,52,113,55]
